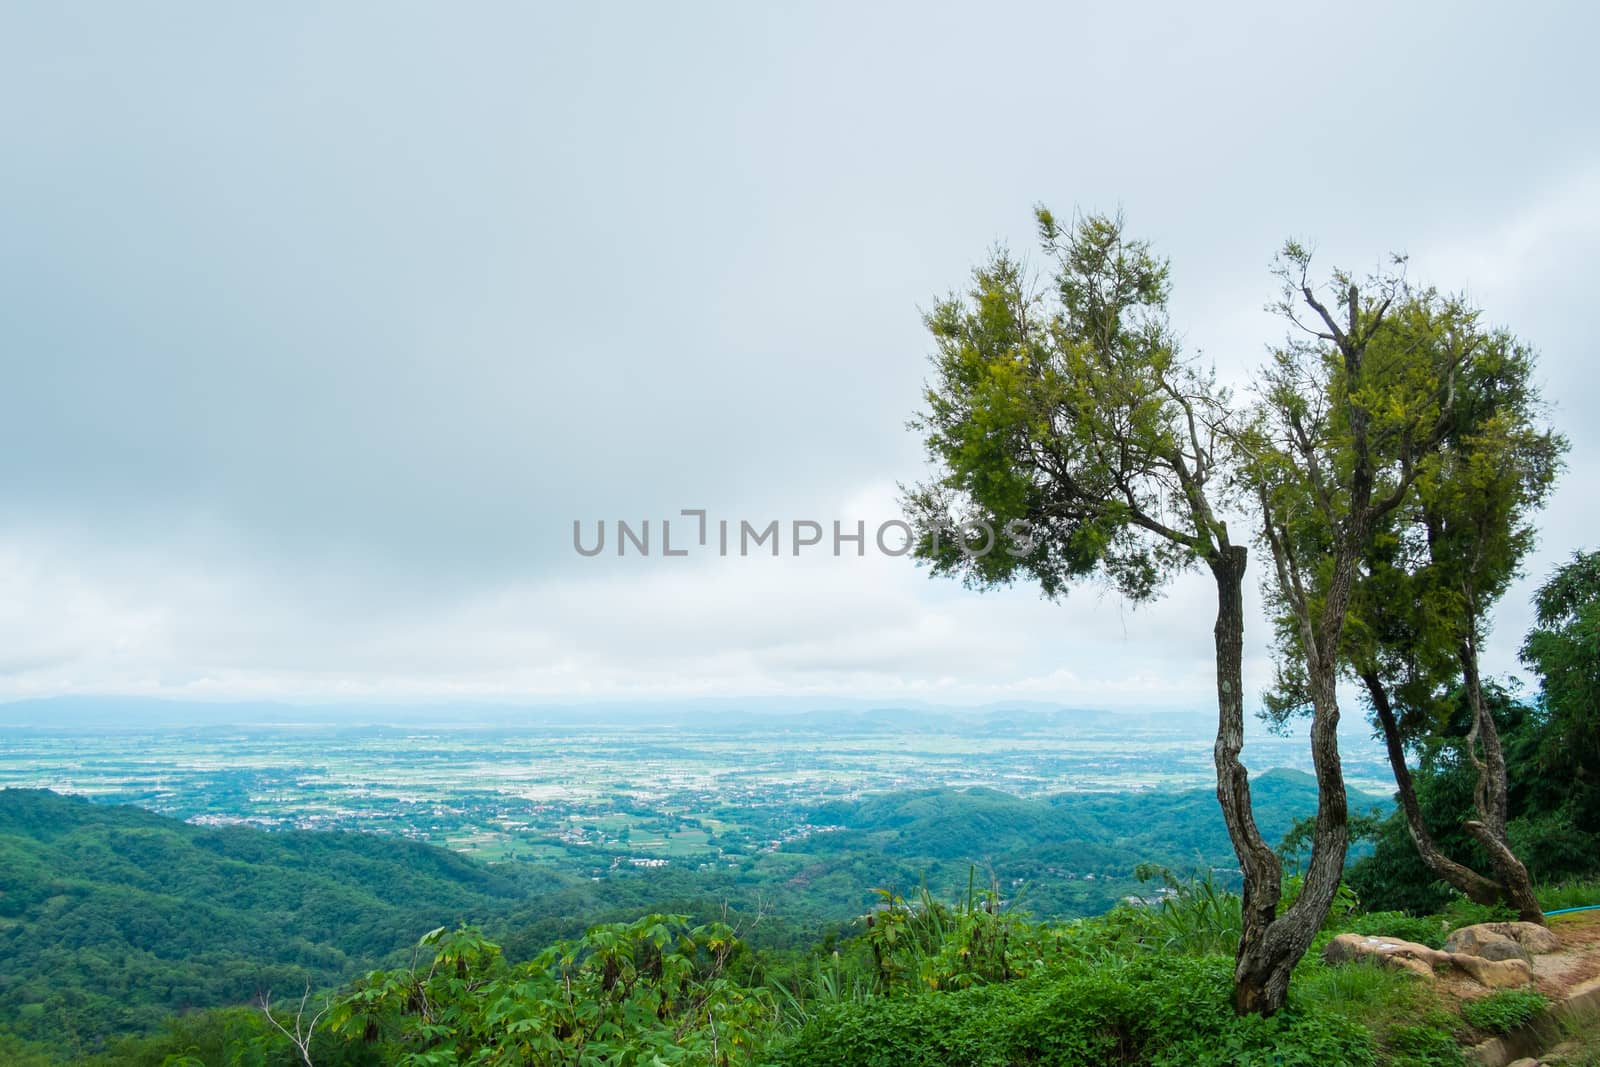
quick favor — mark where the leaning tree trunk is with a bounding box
[1360,669,1505,906]
[1458,635,1545,925]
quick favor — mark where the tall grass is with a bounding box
[1293,959,1418,1019]
[862,871,1079,991]
[1127,866,1243,956]
[1539,877,1600,913]
[775,869,1068,1027]
[770,951,877,1029]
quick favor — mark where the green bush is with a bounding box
[773,955,1375,1067]
[1440,896,1517,929]
[1113,870,1248,959]
[1382,1022,1466,1066]
[1460,990,1546,1035]
[858,880,1078,993]
[328,916,773,1066]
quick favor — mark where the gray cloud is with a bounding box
[0,1,1594,705]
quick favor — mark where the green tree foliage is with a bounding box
[0,789,539,1053]
[904,210,1218,599]
[1520,550,1600,836]
[1232,247,1454,1011]
[903,208,1344,1014]
[1262,289,1564,921]
[327,917,773,1066]
[1348,679,1600,914]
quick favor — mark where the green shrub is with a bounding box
[1441,896,1517,929]
[773,955,1375,1067]
[1382,1022,1466,1066]
[859,879,1078,993]
[1125,865,1243,956]
[769,950,878,1029]
[328,917,773,1066]
[1460,989,1547,1035]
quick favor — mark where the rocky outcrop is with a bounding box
[1445,922,1561,962]
[1447,926,1533,963]
[1452,953,1537,989]
[1323,933,1534,988]
[1324,934,1446,979]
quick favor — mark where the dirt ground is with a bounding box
[1533,911,1600,1000]
[1429,911,1600,1010]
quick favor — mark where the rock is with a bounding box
[1323,932,1534,988]
[1324,933,1447,979]
[1493,921,1560,955]
[1446,921,1560,959]
[1444,925,1530,963]
[1452,953,1534,989]
[1506,1058,1540,1067]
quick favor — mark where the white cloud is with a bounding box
[0,481,1273,709]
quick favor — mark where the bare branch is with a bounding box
[259,983,329,1067]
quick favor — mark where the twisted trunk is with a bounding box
[1210,547,1282,1013]
[1242,650,1349,1012]
[1458,637,1544,925]
[1360,669,1505,906]
[1211,546,1348,1014]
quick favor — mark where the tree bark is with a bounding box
[1359,669,1506,906]
[1216,550,1344,1017]
[1243,654,1349,1011]
[1463,820,1543,923]
[1210,547,1278,1012]
[1460,634,1509,836]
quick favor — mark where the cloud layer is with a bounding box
[1,2,1594,708]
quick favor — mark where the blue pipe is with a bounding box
[1544,904,1600,916]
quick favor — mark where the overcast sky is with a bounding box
[1,2,1594,710]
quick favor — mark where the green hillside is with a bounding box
[0,789,550,1051]
[793,770,1389,913]
[0,772,1390,1058]
[815,768,1379,861]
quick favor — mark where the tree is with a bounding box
[1346,677,1599,913]
[259,984,332,1067]
[904,210,1335,1014]
[1520,550,1600,838]
[1240,249,1465,1010]
[1264,293,1564,922]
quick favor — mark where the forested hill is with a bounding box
[0,789,555,1051]
[0,773,1388,1055]
[795,768,1389,912]
[809,766,1369,861]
